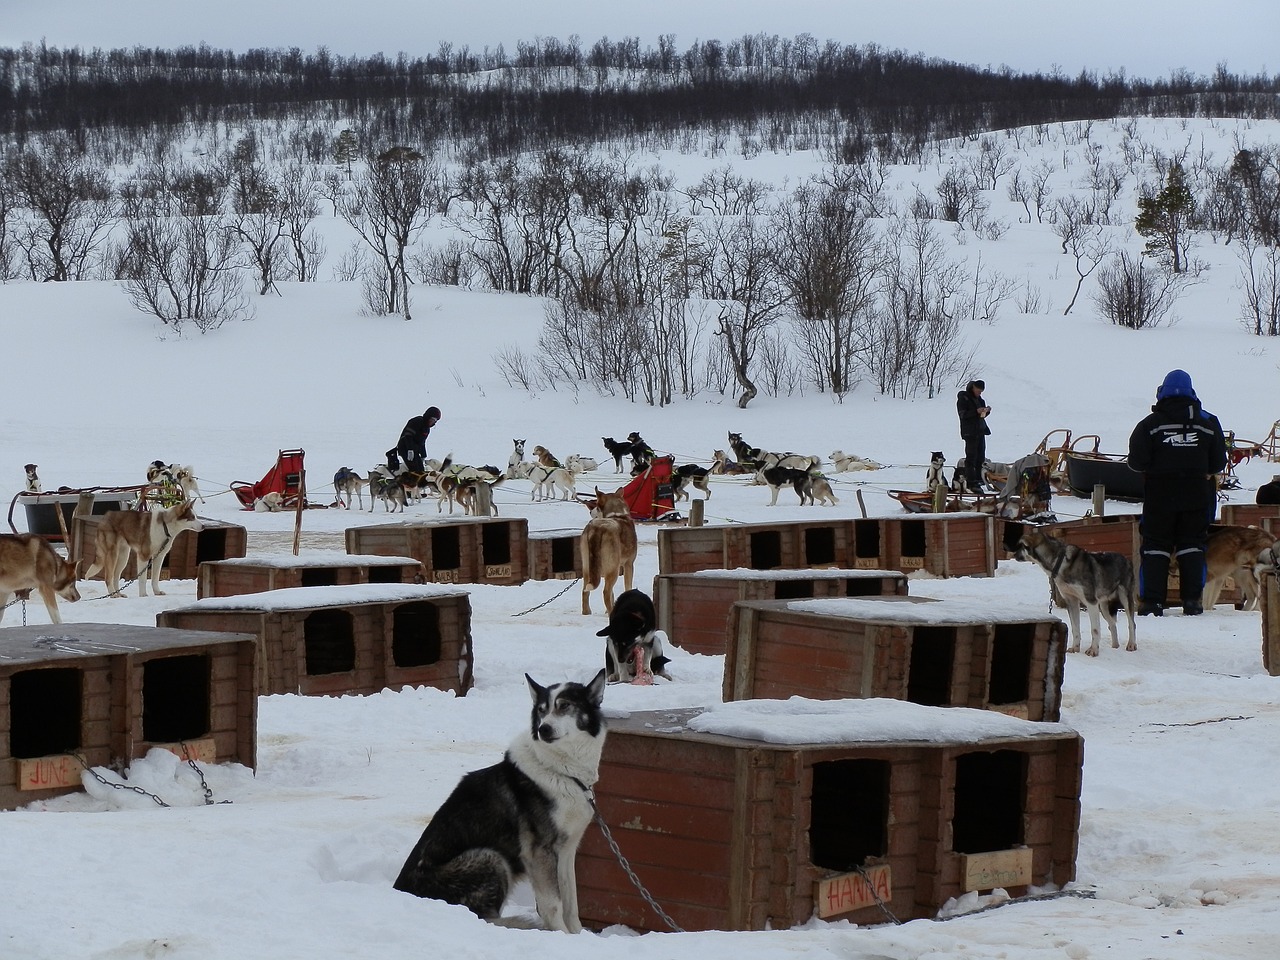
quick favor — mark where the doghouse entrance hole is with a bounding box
[846,577,882,597]
[304,610,356,675]
[368,565,403,584]
[953,750,1026,854]
[482,523,512,566]
[301,567,339,587]
[854,519,881,559]
[749,530,782,569]
[804,527,837,566]
[906,626,955,706]
[142,655,210,743]
[392,601,442,667]
[989,625,1033,705]
[195,528,228,565]
[10,668,82,758]
[809,759,890,870]
[431,526,462,571]
[901,520,927,558]
[774,579,816,600]
[1001,521,1026,556]
[550,536,576,574]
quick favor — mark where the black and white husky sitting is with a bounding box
[394,669,608,933]
[925,451,948,494]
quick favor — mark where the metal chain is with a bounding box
[575,781,684,933]
[855,865,902,925]
[180,743,225,805]
[510,578,581,618]
[73,754,170,807]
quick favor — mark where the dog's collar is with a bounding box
[1049,543,1068,579]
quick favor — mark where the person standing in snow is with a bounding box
[1127,370,1227,617]
[956,379,992,492]
[387,406,441,473]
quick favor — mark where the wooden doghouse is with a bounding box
[1001,513,1140,560]
[73,514,247,583]
[0,622,256,810]
[198,550,423,599]
[878,513,997,577]
[346,517,529,585]
[656,519,859,575]
[576,702,1082,932]
[158,584,473,697]
[724,597,1067,722]
[1262,570,1280,677]
[528,527,582,581]
[1220,503,1280,533]
[653,568,910,656]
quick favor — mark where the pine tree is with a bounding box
[333,129,359,179]
[1135,162,1194,274]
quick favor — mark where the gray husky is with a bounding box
[393,670,608,932]
[1015,528,1137,657]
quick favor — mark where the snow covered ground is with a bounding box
[1,116,1279,959]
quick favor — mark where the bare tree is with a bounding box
[1237,238,1280,336]
[278,166,326,282]
[227,162,289,295]
[772,178,882,396]
[967,135,1016,190]
[0,166,17,280]
[1092,250,1187,329]
[1059,220,1111,316]
[335,146,439,319]
[6,137,116,281]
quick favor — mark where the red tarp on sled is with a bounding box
[230,448,306,509]
[618,456,674,521]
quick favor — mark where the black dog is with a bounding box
[596,589,671,683]
[602,436,634,473]
[626,432,655,475]
[673,463,711,501]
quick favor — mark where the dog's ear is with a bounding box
[525,673,547,701]
[595,625,612,637]
[586,668,608,705]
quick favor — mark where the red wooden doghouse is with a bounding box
[653,568,910,656]
[658,515,996,578]
[198,551,423,599]
[528,528,583,581]
[1262,570,1280,676]
[576,701,1082,932]
[724,596,1067,722]
[0,622,257,810]
[346,517,529,585]
[72,513,248,583]
[1219,502,1280,533]
[157,584,473,697]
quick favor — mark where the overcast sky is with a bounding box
[2,0,1273,82]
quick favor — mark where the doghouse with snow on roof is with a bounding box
[72,513,247,583]
[653,568,909,656]
[0,622,257,810]
[345,517,528,585]
[528,527,583,581]
[197,551,423,599]
[575,700,1083,932]
[725,596,1067,722]
[157,584,472,697]
[1262,570,1280,676]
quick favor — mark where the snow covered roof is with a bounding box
[203,550,420,568]
[782,595,1060,625]
[164,583,468,613]
[672,566,903,579]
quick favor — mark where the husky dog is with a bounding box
[333,467,367,510]
[0,533,80,624]
[83,501,204,598]
[756,453,815,506]
[710,450,754,476]
[596,589,672,684]
[22,463,42,493]
[1015,528,1137,657]
[506,439,527,480]
[925,452,948,495]
[172,466,205,504]
[625,432,654,474]
[601,437,635,473]
[581,487,638,615]
[254,491,286,513]
[1203,525,1280,611]
[809,473,840,506]
[367,465,407,513]
[672,463,711,502]
[438,466,503,516]
[528,452,576,502]
[394,669,608,932]
[565,454,599,475]
[727,431,764,469]
[829,450,882,473]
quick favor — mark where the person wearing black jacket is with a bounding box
[956,379,992,492]
[1127,370,1227,616]
[387,406,441,472]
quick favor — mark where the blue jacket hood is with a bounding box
[1156,369,1196,400]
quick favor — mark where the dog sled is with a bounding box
[1059,435,1144,502]
[7,485,143,542]
[230,448,306,509]
[580,456,676,521]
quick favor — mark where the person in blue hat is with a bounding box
[1127,370,1227,616]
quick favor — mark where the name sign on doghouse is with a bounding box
[961,847,1033,892]
[815,864,892,918]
